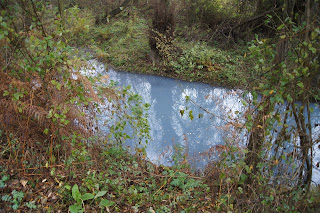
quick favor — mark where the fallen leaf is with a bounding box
[20,179,28,187]
[41,197,48,205]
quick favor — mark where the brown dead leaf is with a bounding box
[20,179,28,188]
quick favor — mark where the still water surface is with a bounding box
[85,60,320,184]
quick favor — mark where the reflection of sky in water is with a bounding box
[313,126,320,184]
[83,60,320,184]
[94,61,246,166]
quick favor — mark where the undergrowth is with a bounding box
[69,5,251,89]
[1,1,320,212]
[0,132,214,212]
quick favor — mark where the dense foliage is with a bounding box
[0,0,319,212]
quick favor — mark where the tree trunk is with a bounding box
[148,0,175,63]
[305,0,311,40]
[244,98,271,185]
[100,0,131,23]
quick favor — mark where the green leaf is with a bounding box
[277,24,285,30]
[311,31,318,40]
[64,184,71,190]
[3,90,9,96]
[81,193,94,201]
[95,191,107,199]
[100,199,115,207]
[310,107,314,113]
[13,92,23,101]
[69,204,82,213]
[297,82,304,89]
[43,128,49,135]
[241,100,248,106]
[1,21,7,28]
[56,82,61,90]
[171,178,181,187]
[51,80,61,90]
[189,110,194,121]
[286,94,293,102]
[51,80,57,85]
[179,109,185,117]
[72,184,81,202]
[238,187,243,194]
[262,90,270,96]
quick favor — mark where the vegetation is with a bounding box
[0,0,319,212]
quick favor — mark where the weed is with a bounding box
[0,175,9,189]
[68,183,115,213]
[1,190,25,210]
[25,201,37,209]
[169,41,246,86]
[91,13,150,70]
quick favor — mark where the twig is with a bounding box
[232,6,282,31]
[154,169,178,195]
[17,161,96,171]
[144,170,204,180]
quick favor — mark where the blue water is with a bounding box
[83,60,320,184]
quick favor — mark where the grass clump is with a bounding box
[80,9,153,73]
[85,12,250,89]
[169,41,247,87]
[64,5,250,89]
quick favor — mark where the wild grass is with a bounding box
[81,6,251,89]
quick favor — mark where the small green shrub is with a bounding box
[63,6,95,45]
[92,14,149,68]
[1,190,25,210]
[68,184,114,213]
[169,41,245,85]
[0,175,9,189]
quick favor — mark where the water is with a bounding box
[84,60,320,184]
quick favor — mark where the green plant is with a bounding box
[0,1,220,212]
[69,184,92,213]
[1,190,25,210]
[171,144,186,167]
[92,13,149,67]
[208,12,320,212]
[62,6,95,45]
[170,172,203,191]
[69,184,115,213]
[168,41,245,85]
[107,84,151,147]
[0,174,9,188]
[25,201,37,209]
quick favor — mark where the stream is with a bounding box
[84,60,320,184]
